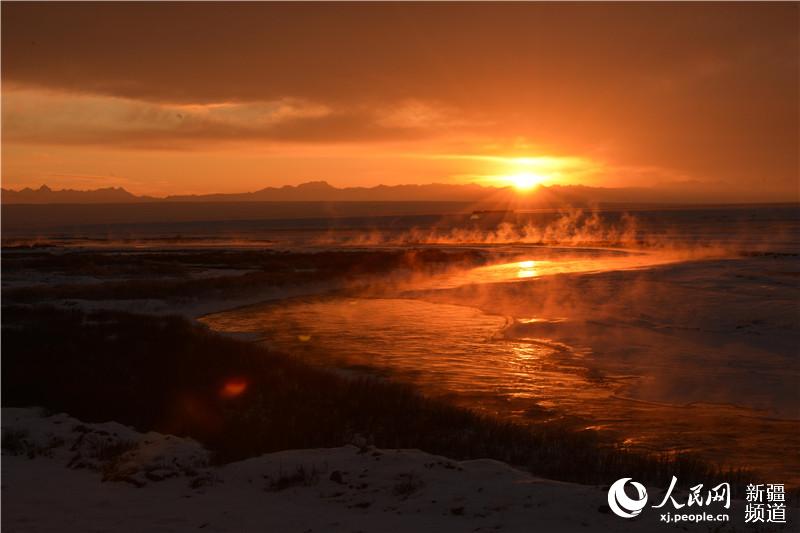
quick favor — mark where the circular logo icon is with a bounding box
[608,478,648,518]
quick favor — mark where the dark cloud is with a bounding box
[3,3,795,106]
[1,2,798,193]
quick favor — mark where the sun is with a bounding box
[479,155,570,190]
[508,171,544,191]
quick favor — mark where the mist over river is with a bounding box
[201,206,800,485]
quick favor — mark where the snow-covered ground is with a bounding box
[3,408,793,532]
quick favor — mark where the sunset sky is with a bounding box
[2,2,798,199]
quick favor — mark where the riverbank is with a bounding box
[6,408,792,533]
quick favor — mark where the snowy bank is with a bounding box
[4,408,789,532]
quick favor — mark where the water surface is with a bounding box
[203,243,800,484]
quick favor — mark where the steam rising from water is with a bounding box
[5,205,797,254]
[311,209,640,247]
[201,208,800,483]
[307,206,798,253]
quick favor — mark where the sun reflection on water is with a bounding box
[420,250,686,290]
[516,260,537,278]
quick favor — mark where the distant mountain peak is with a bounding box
[2,185,142,204]
[1,180,760,205]
[295,181,335,190]
[261,181,332,193]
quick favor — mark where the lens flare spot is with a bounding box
[221,378,248,398]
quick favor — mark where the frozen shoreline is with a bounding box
[7,248,797,483]
[200,253,800,484]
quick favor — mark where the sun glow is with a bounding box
[509,171,545,191]
[474,155,576,191]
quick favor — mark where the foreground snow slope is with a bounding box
[2,408,791,532]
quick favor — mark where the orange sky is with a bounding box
[2,3,798,200]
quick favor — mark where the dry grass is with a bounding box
[2,305,751,490]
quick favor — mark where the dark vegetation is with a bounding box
[1,427,65,459]
[2,248,488,302]
[2,305,750,490]
[266,465,322,491]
